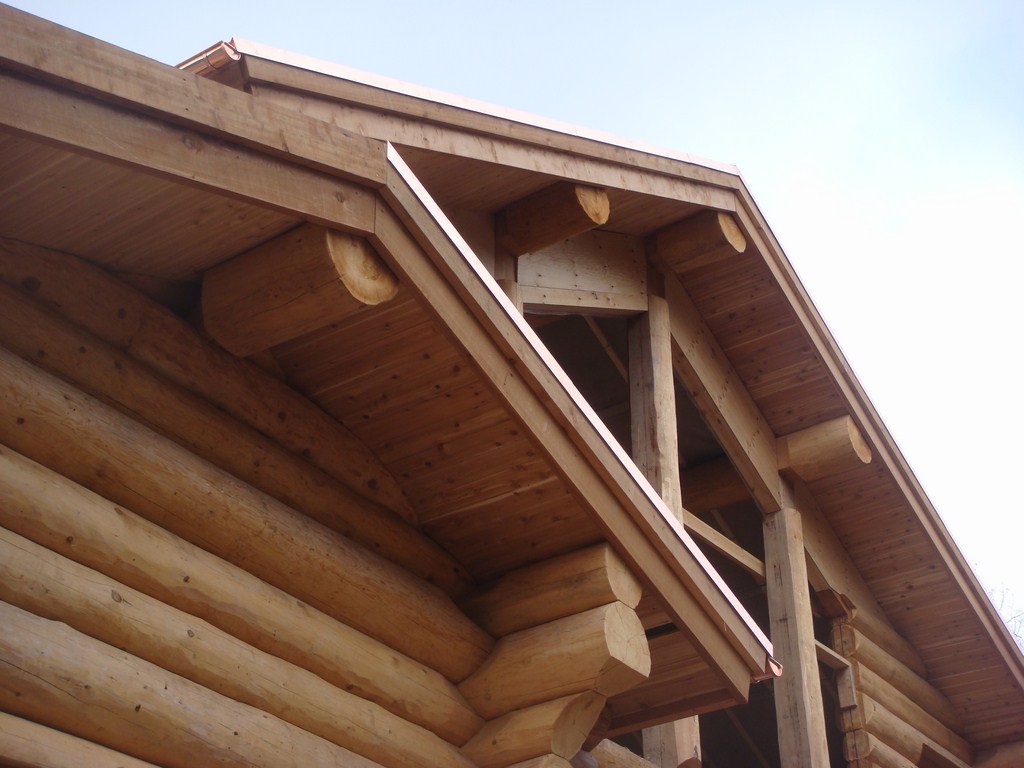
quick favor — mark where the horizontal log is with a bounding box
[462,544,642,636]
[0,711,161,768]
[844,730,917,768]
[778,416,872,483]
[839,613,928,679]
[852,660,969,762]
[858,693,972,768]
[0,444,480,744]
[0,601,382,768]
[832,623,960,731]
[462,692,606,768]
[652,209,747,273]
[507,757,574,768]
[202,224,399,356]
[0,347,493,682]
[460,602,650,719]
[497,182,610,256]
[589,739,656,768]
[0,238,420,530]
[0,279,462,595]
[0,527,473,768]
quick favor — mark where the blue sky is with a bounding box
[9,0,1024,635]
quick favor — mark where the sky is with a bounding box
[8,1,1024,638]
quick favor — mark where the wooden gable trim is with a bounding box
[376,145,777,693]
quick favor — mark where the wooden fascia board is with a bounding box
[233,55,738,211]
[0,69,375,234]
[0,5,386,187]
[376,144,778,692]
[729,183,1024,691]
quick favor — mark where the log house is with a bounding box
[0,5,1022,767]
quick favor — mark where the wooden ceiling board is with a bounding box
[0,133,297,280]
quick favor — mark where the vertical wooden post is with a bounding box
[628,295,702,767]
[763,490,831,768]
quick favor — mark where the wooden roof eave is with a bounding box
[730,179,1024,690]
[378,143,779,691]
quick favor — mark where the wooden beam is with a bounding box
[0,528,475,768]
[855,693,972,768]
[630,295,682,516]
[0,277,463,597]
[679,457,751,512]
[778,416,872,483]
[460,602,650,719]
[651,210,747,273]
[0,71,376,233]
[0,711,161,768]
[462,692,607,768]
[844,730,918,768]
[975,741,1024,768]
[0,444,481,745]
[497,182,610,256]
[662,269,781,512]
[763,502,831,767]
[590,739,657,768]
[520,285,648,316]
[462,544,643,637]
[643,717,702,767]
[0,347,493,682]
[0,228,417,528]
[202,224,399,356]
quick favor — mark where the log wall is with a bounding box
[0,246,654,768]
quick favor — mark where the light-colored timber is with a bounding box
[778,416,872,483]
[853,694,972,767]
[0,347,493,682]
[0,528,475,768]
[652,209,747,273]
[0,444,481,744]
[0,601,385,768]
[0,712,162,768]
[764,503,831,767]
[202,223,399,356]
[0,277,463,595]
[462,544,643,637]
[497,182,610,256]
[462,692,607,768]
[832,623,959,732]
[589,740,656,768]
[460,602,651,719]
[844,730,918,768]
[0,237,420,527]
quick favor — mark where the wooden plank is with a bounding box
[763,503,831,767]
[0,4,387,186]
[662,268,781,512]
[0,71,376,233]
[0,528,475,768]
[0,347,493,683]
[497,181,610,256]
[0,444,481,745]
[462,543,643,637]
[0,601,385,768]
[520,284,649,315]
[202,224,399,356]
